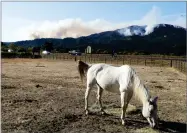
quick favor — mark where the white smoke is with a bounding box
[144,24,157,35]
[27,18,110,39]
[142,6,161,35]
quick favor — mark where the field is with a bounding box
[1,59,186,133]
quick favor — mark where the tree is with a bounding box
[1,42,8,52]
[1,42,5,46]
[8,43,18,51]
[27,47,33,53]
[42,42,54,52]
[32,47,41,55]
[17,46,26,52]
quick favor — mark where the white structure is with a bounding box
[8,49,13,53]
[85,46,91,54]
[42,50,50,55]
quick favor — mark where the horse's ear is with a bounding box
[152,96,158,103]
[149,96,158,103]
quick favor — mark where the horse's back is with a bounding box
[87,64,133,93]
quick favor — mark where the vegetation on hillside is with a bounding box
[2,24,186,56]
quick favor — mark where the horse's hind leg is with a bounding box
[85,85,91,115]
[96,85,105,114]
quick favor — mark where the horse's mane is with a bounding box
[131,68,151,104]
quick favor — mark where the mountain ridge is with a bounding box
[2,23,186,55]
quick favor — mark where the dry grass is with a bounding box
[1,59,186,133]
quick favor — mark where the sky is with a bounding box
[2,2,186,42]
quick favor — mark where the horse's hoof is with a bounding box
[151,124,158,129]
[101,111,107,115]
[85,110,89,115]
[122,121,125,125]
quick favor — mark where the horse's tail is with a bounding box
[77,60,90,82]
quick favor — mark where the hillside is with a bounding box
[2,24,186,55]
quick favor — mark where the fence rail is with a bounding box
[42,53,186,73]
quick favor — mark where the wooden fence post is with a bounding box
[183,61,185,73]
[85,55,86,62]
[170,60,173,67]
[184,61,186,73]
[150,56,152,66]
[181,61,183,72]
[180,61,182,72]
[178,60,180,71]
[161,59,163,67]
[153,59,155,66]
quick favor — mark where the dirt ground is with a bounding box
[1,59,186,133]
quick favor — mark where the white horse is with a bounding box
[77,60,159,128]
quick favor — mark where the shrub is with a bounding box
[17,52,33,58]
[1,52,18,58]
[1,52,33,58]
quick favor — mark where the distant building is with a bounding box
[85,46,91,54]
[8,49,13,53]
[42,50,50,55]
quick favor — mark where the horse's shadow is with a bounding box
[89,109,186,133]
[158,120,186,133]
[125,118,186,133]
[128,109,186,133]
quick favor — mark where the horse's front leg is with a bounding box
[120,91,128,125]
[97,86,105,114]
[85,85,91,115]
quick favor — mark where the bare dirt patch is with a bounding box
[1,59,186,133]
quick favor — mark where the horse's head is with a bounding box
[142,96,159,128]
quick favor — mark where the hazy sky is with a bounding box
[2,2,186,42]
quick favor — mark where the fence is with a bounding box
[171,59,186,73]
[42,53,186,73]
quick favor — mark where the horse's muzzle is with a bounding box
[151,122,159,129]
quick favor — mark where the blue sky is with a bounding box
[2,2,186,42]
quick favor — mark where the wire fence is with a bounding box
[42,53,186,73]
